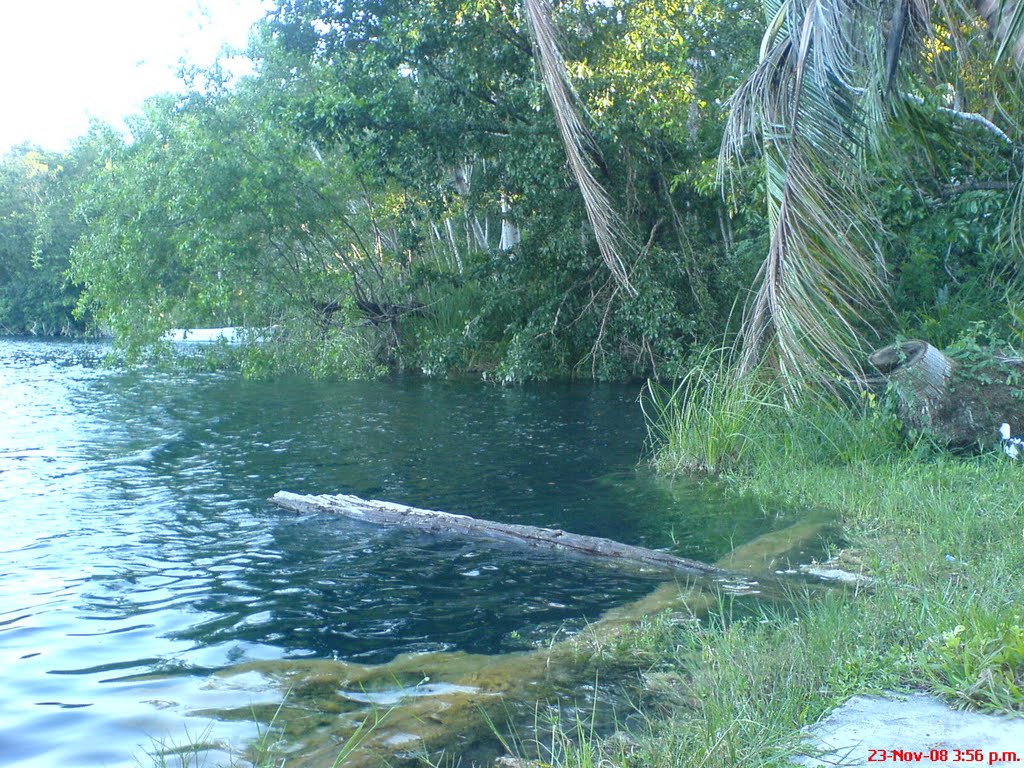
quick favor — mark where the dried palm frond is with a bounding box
[721,0,888,389]
[523,0,637,296]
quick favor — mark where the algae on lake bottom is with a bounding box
[193,517,834,767]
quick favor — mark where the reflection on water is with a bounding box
[0,339,779,766]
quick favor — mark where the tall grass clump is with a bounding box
[764,388,906,467]
[642,347,779,474]
[644,343,909,476]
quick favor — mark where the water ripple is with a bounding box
[0,338,780,767]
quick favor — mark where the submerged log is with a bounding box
[269,491,730,579]
[868,339,1024,449]
[215,515,831,768]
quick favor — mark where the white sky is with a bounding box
[0,0,275,155]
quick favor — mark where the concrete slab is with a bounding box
[792,692,1024,768]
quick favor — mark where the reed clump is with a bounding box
[642,347,904,476]
[641,347,780,475]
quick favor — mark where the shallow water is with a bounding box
[0,339,782,766]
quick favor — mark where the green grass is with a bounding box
[537,373,1024,768]
[641,347,780,475]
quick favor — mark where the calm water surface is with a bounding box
[0,339,779,767]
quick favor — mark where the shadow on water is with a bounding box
[0,340,836,767]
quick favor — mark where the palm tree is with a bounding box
[524,0,1022,390]
[719,0,1023,387]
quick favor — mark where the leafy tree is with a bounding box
[69,71,410,372]
[0,146,88,335]
[264,0,763,378]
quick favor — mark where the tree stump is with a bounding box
[868,340,1024,450]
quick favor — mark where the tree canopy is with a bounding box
[1,0,1019,385]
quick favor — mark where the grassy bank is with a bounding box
[532,380,1024,768]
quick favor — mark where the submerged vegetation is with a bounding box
[142,696,387,768]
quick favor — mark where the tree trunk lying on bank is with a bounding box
[269,491,733,579]
[868,339,1024,450]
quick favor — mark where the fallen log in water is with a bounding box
[269,491,730,579]
[213,515,832,768]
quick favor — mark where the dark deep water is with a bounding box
[0,339,781,767]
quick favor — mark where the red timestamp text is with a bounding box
[867,748,1020,764]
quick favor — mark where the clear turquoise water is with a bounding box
[0,339,781,766]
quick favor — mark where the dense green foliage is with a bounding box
[0,0,1020,381]
[0,147,91,335]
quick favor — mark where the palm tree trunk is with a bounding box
[974,0,1024,64]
